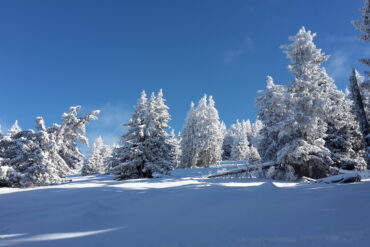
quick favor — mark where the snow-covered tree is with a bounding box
[347,69,370,166]
[0,106,100,187]
[256,76,289,163]
[250,120,263,148]
[230,130,249,161]
[348,69,369,139]
[111,90,174,179]
[168,129,182,168]
[81,137,111,175]
[180,95,224,168]
[7,120,22,137]
[257,27,365,179]
[222,122,239,160]
[0,129,61,187]
[224,119,261,164]
[353,0,370,76]
[55,106,100,170]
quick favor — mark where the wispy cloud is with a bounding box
[324,35,357,44]
[326,51,351,84]
[224,36,255,64]
[86,103,131,147]
[0,119,11,134]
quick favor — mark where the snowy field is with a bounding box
[1,163,370,247]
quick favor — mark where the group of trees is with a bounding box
[2,1,370,187]
[0,106,100,187]
[222,119,261,163]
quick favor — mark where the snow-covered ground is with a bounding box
[1,163,370,247]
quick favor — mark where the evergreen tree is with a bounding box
[256,76,289,163]
[222,121,239,160]
[168,129,182,168]
[111,90,173,179]
[180,95,224,168]
[353,0,370,76]
[268,27,366,178]
[7,120,22,137]
[0,106,99,187]
[348,69,370,166]
[180,102,198,168]
[230,129,250,161]
[81,137,111,175]
[276,27,337,178]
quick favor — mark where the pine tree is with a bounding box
[267,27,366,178]
[168,129,182,168]
[0,106,100,187]
[348,69,370,166]
[256,76,289,163]
[180,95,224,168]
[81,137,111,175]
[111,90,173,179]
[230,129,250,161]
[180,102,198,168]
[222,121,239,160]
[353,0,370,76]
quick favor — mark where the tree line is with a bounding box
[1,0,370,187]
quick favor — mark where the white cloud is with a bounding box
[326,51,350,83]
[324,35,357,44]
[224,36,255,64]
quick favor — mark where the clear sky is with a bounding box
[0,0,368,146]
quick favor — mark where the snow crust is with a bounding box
[1,163,370,247]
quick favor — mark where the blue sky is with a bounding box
[0,0,368,146]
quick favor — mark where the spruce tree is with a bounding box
[180,95,224,168]
[111,90,173,179]
[353,0,370,76]
[81,137,111,175]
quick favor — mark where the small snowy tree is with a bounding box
[7,121,22,137]
[111,90,174,179]
[168,129,182,168]
[81,137,111,175]
[348,69,369,139]
[180,95,224,168]
[230,125,250,161]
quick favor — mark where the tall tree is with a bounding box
[7,120,21,137]
[180,95,224,168]
[348,69,370,167]
[257,27,364,178]
[353,0,370,76]
[256,76,289,163]
[111,90,173,179]
[168,129,182,168]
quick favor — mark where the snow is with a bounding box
[1,163,370,247]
